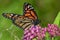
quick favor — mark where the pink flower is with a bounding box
[23,25,47,40]
[47,24,60,37]
[23,24,60,40]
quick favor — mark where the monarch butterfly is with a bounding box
[2,3,40,30]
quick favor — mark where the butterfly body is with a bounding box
[2,3,40,30]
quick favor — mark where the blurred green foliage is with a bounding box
[0,0,60,40]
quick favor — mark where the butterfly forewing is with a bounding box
[3,13,33,30]
[2,13,19,20]
[24,3,38,20]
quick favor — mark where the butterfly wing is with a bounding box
[13,16,33,30]
[2,13,20,20]
[23,3,39,25]
[23,3,38,20]
[2,13,33,30]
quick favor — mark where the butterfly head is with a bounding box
[33,19,40,25]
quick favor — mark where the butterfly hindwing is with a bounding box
[13,16,33,30]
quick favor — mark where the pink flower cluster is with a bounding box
[47,24,60,37]
[23,24,60,40]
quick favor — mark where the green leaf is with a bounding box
[54,12,60,26]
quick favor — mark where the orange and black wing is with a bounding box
[23,3,39,25]
[23,3,38,20]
